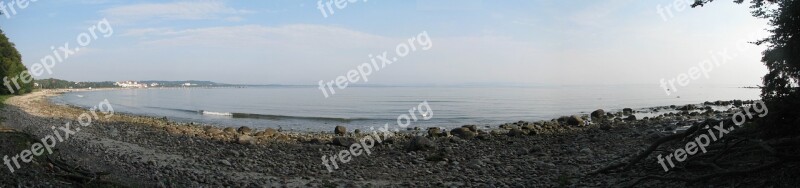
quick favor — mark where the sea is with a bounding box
[51,84,761,132]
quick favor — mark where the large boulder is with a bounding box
[407,136,435,151]
[677,105,696,111]
[591,109,606,120]
[223,127,236,134]
[254,128,277,137]
[625,115,637,121]
[623,108,634,115]
[334,126,347,136]
[237,126,253,135]
[462,125,478,132]
[567,115,584,126]
[427,127,442,137]
[237,135,253,145]
[507,129,527,137]
[450,127,477,139]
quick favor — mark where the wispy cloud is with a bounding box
[101,1,252,23]
[126,24,391,49]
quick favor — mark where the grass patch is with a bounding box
[0,95,10,107]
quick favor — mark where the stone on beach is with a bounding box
[567,115,584,126]
[223,127,236,134]
[591,109,605,119]
[427,127,442,137]
[237,126,253,135]
[407,136,434,151]
[331,137,356,147]
[450,127,477,139]
[334,125,347,136]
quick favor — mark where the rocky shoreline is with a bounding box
[0,90,768,187]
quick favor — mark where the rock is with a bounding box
[733,100,743,107]
[226,150,241,157]
[462,125,478,132]
[331,137,356,147]
[255,128,277,137]
[625,115,637,121]
[567,115,584,126]
[354,129,361,134]
[407,136,435,151]
[507,129,526,137]
[334,126,347,136]
[521,124,537,130]
[580,148,593,154]
[206,127,223,135]
[237,126,253,135]
[450,127,477,139]
[427,127,442,137]
[678,104,696,111]
[477,131,492,140]
[237,135,253,144]
[600,123,613,130]
[223,127,236,134]
[591,109,606,120]
[220,160,232,166]
[557,116,570,124]
[499,124,517,130]
[623,108,634,115]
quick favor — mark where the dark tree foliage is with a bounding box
[0,29,33,95]
[694,0,799,136]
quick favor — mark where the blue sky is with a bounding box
[0,0,770,85]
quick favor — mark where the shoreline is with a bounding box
[0,90,770,187]
[50,88,754,133]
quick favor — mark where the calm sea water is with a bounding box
[51,85,760,131]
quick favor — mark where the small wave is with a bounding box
[146,106,201,114]
[231,113,365,122]
[201,110,233,116]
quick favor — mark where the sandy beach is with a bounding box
[0,90,794,187]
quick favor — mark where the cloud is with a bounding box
[101,1,252,23]
[126,24,392,49]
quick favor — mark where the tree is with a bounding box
[0,29,33,95]
[591,1,800,185]
[694,0,799,136]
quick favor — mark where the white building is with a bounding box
[115,81,148,88]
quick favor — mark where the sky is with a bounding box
[0,0,771,86]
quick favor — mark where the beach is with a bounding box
[0,90,793,187]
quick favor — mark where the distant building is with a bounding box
[150,83,159,87]
[114,81,148,88]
